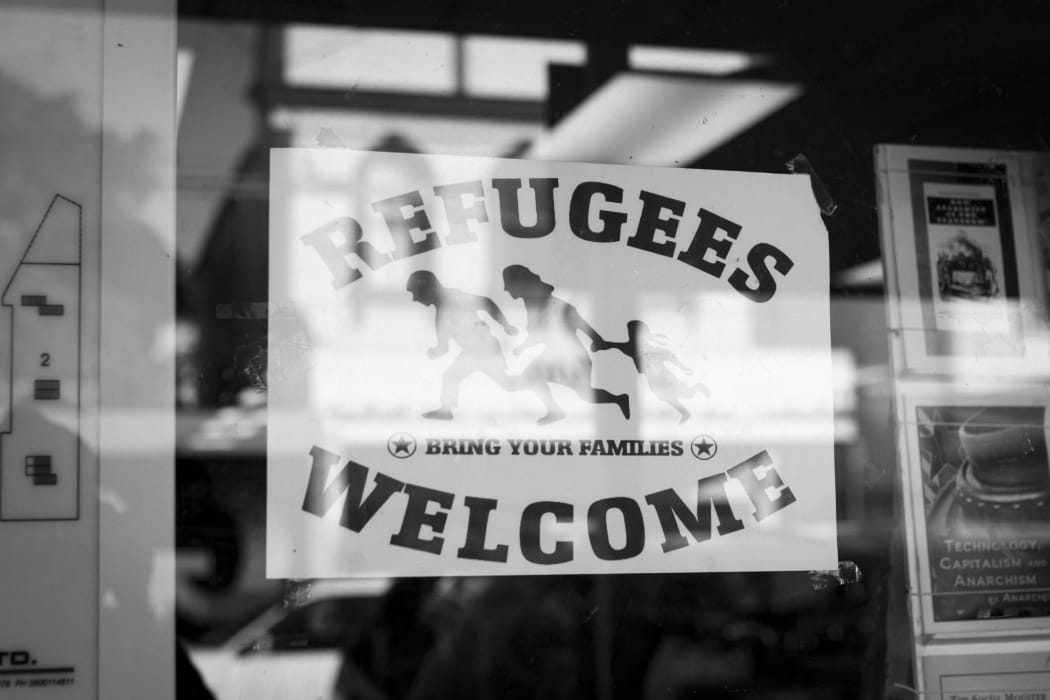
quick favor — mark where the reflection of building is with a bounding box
[190,142,282,406]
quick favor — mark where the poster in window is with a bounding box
[919,639,1050,700]
[875,145,1048,376]
[266,149,837,578]
[924,181,1010,334]
[899,384,1050,635]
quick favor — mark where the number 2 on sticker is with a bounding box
[40,352,51,367]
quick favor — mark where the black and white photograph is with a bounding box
[4,3,1050,700]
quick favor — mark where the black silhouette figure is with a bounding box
[407,270,528,420]
[502,265,629,424]
[604,320,708,423]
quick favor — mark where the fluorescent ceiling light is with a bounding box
[629,45,756,76]
[528,72,801,166]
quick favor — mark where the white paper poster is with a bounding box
[0,7,102,696]
[267,150,836,578]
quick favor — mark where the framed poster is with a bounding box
[266,150,838,579]
[919,639,1050,700]
[876,144,1049,376]
[898,383,1050,636]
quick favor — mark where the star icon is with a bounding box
[690,435,717,460]
[387,432,417,459]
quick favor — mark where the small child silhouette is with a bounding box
[604,320,708,423]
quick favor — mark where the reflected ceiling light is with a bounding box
[629,45,757,76]
[176,48,194,131]
[271,108,542,157]
[284,26,587,102]
[284,25,456,94]
[463,35,585,99]
[528,71,801,166]
[834,259,884,289]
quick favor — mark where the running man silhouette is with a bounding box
[603,320,709,423]
[502,265,630,424]
[406,270,525,420]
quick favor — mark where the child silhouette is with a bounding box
[606,320,708,423]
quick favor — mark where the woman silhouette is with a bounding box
[502,265,629,424]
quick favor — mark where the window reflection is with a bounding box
[176,9,887,700]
